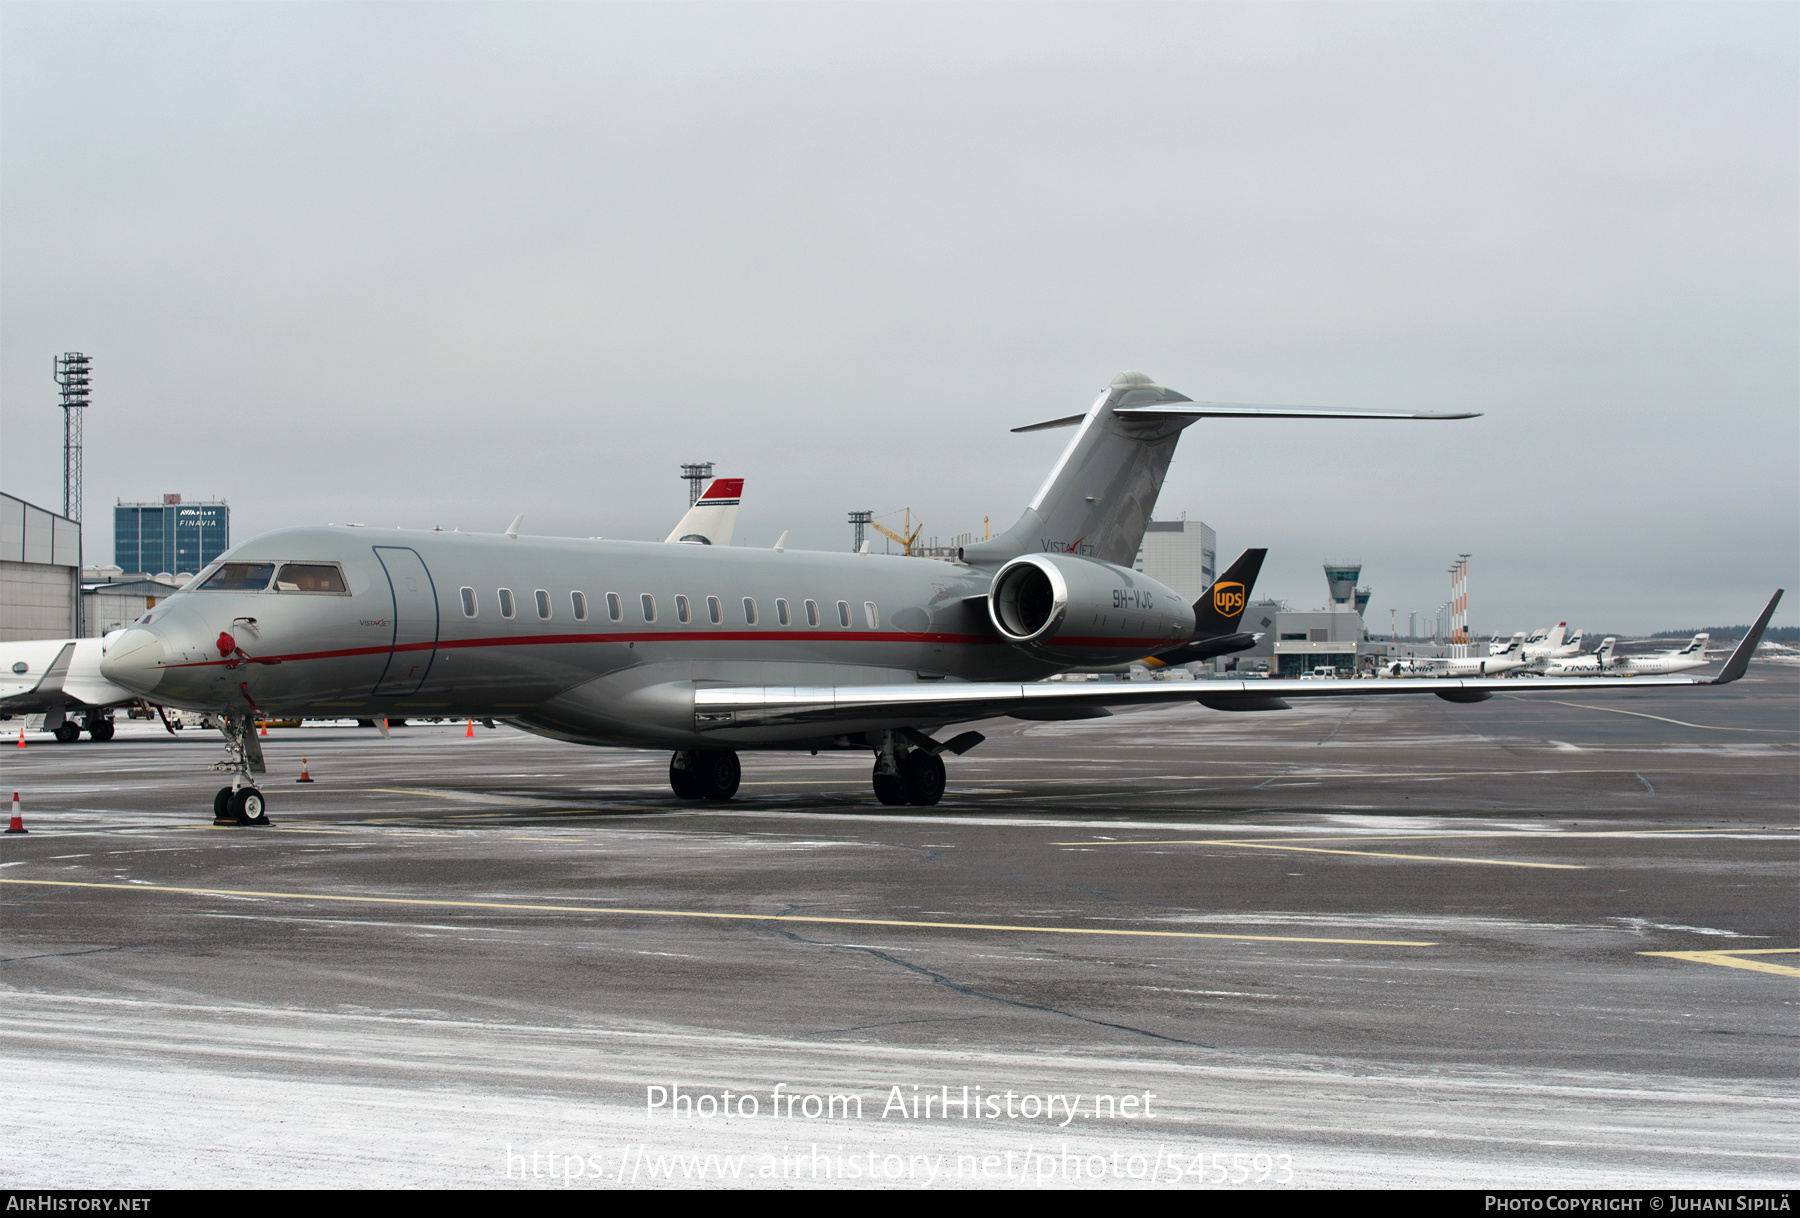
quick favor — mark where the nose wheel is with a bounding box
[208,711,273,826]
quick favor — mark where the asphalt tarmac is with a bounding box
[3,668,1795,1189]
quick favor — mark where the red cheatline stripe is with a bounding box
[152,628,1165,671]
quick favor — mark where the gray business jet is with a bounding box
[98,370,1784,825]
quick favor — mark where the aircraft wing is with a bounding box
[693,672,1705,731]
[694,590,1781,734]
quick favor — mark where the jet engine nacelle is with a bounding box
[987,553,1194,665]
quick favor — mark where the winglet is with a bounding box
[1711,589,1784,685]
[505,515,524,538]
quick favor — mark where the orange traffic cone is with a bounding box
[15,729,24,748]
[259,719,268,737]
[465,719,474,738]
[296,758,314,783]
[5,792,25,834]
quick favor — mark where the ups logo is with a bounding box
[1211,581,1246,616]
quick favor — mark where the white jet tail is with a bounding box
[665,478,743,546]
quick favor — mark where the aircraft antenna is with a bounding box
[680,462,715,508]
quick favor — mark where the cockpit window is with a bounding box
[197,562,276,592]
[274,563,348,593]
[180,562,223,593]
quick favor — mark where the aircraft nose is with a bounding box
[100,627,166,695]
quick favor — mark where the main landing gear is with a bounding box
[209,710,272,826]
[669,750,741,800]
[45,709,115,742]
[872,749,945,807]
[870,729,983,807]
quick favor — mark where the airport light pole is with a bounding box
[54,352,90,637]
[847,510,873,553]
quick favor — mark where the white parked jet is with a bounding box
[1522,624,1584,662]
[1387,633,1529,678]
[1544,634,1714,677]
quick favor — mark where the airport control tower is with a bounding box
[1323,563,1361,610]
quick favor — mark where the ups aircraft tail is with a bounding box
[961,370,1476,569]
[1141,547,1268,668]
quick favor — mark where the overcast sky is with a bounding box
[3,2,1794,635]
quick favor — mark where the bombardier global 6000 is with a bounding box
[97,371,1782,824]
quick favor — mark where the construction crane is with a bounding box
[867,508,924,556]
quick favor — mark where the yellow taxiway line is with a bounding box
[1639,949,1800,977]
[0,878,1435,947]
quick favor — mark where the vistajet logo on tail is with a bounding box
[1211,581,1246,617]
[1040,536,1090,555]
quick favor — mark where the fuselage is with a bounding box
[100,526,1193,749]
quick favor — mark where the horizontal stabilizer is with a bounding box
[1010,413,1088,434]
[1114,403,1481,422]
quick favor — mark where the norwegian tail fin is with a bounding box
[665,478,743,546]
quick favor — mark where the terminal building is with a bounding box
[1133,517,1216,603]
[114,494,229,576]
[1,491,83,641]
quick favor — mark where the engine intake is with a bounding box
[986,553,1194,661]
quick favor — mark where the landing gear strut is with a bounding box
[870,731,947,807]
[210,710,271,826]
[669,750,741,800]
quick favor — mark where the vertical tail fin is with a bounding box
[1681,633,1709,655]
[665,478,743,546]
[1192,548,1267,637]
[963,371,1198,567]
[1597,637,1617,665]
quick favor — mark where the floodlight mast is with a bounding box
[54,353,90,522]
[53,352,90,637]
[680,462,715,508]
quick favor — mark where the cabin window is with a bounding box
[640,594,657,623]
[805,599,819,627]
[274,563,348,593]
[571,591,587,621]
[743,597,758,625]
[776,598,791,626]
[675,595,691,624]
[605,592,622,622]
[836,600,851,628]
[460,587,478,618]
[197,562,275,592]
[864,601,879,629]
[707,596,722,625]
[498,588,515,619]
[535,589,551,620]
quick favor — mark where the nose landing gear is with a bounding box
[210,710,272,826]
